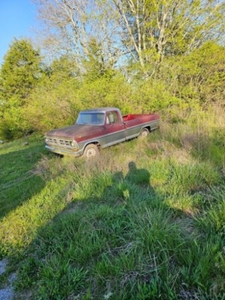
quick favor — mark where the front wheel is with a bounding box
[83,144,99,158]
[139,128,149,138]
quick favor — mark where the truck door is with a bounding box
[103,111,126,147]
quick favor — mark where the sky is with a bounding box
[0,0,36,65]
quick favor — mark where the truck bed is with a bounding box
[123,113,158,122]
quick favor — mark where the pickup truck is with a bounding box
[45,107,160,158]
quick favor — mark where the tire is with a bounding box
[83,144,99,158]
[139,128,149,138]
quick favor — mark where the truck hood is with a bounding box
[46,124,102,139]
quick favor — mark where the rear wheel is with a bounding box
[139,128,149,138]
[83,144,99,158]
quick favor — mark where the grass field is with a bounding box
[0,109,224,300]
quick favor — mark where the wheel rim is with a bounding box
[86,148,96,157]
[140,129,148,137]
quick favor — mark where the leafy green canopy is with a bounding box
[0,39,42,139]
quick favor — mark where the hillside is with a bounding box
[0,112,224,300]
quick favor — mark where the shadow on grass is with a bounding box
[8,158,225,299]
[12,160,168,299]
[0,142,46,220]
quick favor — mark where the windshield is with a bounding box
[76,112,105,125]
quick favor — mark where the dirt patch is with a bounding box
[0,259,7,275]
[0,286,14,300]
[0,259,15,300]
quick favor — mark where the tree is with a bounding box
[34,0,225,77]
[0,39,42,139]
[33,0,122,72]
[24,56,81,132]
[82,37,116,82]
[173,42,225,106]
[111,0,225,75]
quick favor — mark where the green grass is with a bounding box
[0,140,45,220]
[0,114,224,299]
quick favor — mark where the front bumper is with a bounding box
[45,145,83,157]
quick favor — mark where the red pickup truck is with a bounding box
[45,107,160,157]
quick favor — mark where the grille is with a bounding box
[59,139,70,146]
[48,138,58,144]
[48,137,72,147]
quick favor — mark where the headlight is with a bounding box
[45,138,49,143]
[71,140,78,148]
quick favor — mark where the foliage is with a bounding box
[131,78,182,113]
[151,42,225,110]
[76,73,133,114]
[24,56,81,132]
[175,42,225,106]
[0,39,42,140]
[24,57,133,132]
[83,37,115,82]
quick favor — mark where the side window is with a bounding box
[107,111,119,124]
[113,112,119,123]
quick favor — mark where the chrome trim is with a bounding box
[45,145,83,157]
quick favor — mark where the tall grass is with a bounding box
[0,106,224,299]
